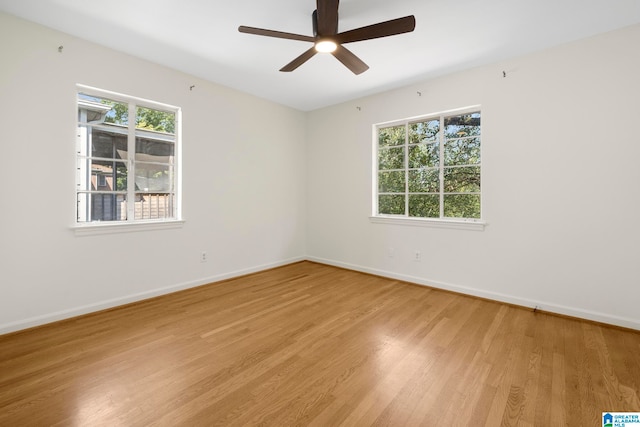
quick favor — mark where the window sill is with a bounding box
[369,216,486,231]
[72,219,185,236]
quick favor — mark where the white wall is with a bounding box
[306,24,640,330]
[0,13,307,333]
[2,11,639,333]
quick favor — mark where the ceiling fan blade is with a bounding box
[238,26,315,43]
[334,15,416,44]
[280,47,318,72]
[316,0,340,36]
[332,44,369,75]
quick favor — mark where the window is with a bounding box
[374,108,481,223]
[76,86,181,226]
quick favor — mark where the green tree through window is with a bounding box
[376,110,481,220]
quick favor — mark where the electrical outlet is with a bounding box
[200,251,207,263]
[388,247,395,258]
[413,250,421,262]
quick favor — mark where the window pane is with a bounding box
[135,163,173,192]
[136,137,175,163]
[378,125,405,147]
[444,194,481,218]
[409,119,439,143]
[78,93,129,126]
[378,195,405,215]
[378,146,404,170]
[134,193,175,220]
[409,143,439,168]
[444,112,480,138]
[378,170,405,193]
[409,195,440,218]
[87,160,128,191]
[444,166,480,192]
[77,193,127,222]
[408,169,439,192]
[136,107,175,134]
[91,128,128,159]
[444,137,480,166]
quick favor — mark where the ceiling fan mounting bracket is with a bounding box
[312,10,338,38]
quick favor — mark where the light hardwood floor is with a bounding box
[1,261,639,426]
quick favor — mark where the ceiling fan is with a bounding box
[238,0,416,75]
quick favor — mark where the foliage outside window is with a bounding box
[76,86,180,225]
[375,109,481,221]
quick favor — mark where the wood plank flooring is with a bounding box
[1,261,639,426]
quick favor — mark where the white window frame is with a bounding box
[73,84,183,235]
[370,106,485,231]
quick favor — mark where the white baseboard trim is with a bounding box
[3,255,637,335]
[0,256,305,335]
[306,256,640,331]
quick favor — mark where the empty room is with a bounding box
[1,0,639,425]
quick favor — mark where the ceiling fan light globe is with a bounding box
[315,40,338,53]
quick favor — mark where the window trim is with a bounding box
[73,219,185,236]
[73,84,182,233]
[371,105,484,230]
[369,215,485,231]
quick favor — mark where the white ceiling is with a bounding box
[2,0,640,111]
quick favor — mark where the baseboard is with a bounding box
[4,255,637,335]
[0,256,306,335]
[306,256,640,331]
